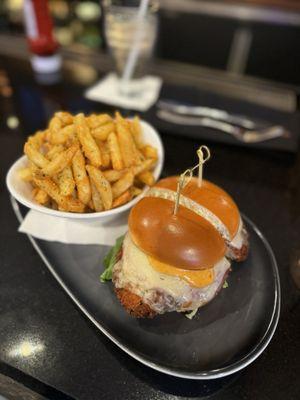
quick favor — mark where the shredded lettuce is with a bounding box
[223,280,229,289]
[100,235,125,283]
[185,281,229,319]
[185,281,228,319]
[185,308,199,320]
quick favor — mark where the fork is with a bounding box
[157,109,290,143]
[157,99,267,130]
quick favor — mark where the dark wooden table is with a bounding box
[0,54,299,400]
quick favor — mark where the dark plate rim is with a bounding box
[11,196,281,380]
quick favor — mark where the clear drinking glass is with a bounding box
[103,0,158,96]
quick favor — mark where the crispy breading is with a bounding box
[114,287,156,318]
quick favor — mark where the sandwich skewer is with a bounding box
[174,145,211,215]
[197,145,210,187]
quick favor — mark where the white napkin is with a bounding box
[85,73,162,111]
[19,210,128,246]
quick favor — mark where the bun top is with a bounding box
[128,176,241,271]
[156,176,240,238]
[128,197,226,271]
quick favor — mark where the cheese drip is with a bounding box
[147,256,214,288]
[113,233,231,314]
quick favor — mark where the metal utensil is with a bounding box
[157,100,268,130]
[157,109,290,143]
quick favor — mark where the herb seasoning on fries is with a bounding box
[19,112,158,213]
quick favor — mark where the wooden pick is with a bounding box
[173,169,192,215]
[197,145,211,187]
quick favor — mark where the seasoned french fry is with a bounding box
[72,148,91,205]
[55,111,73,126]
[91,123,115,141]
[115,111,125,124]
[57,166,75,196]
[21,110,159,214]
[51,124,75,145]
[87,114,112,129]
[74,113,102,167]
[137,170,155,186]
[107,132,123,170]
[33,174,67,209]
[91,181,103,212]
[96,140,110,168]
[112,190,132,208]
[33,174,85,212]
[133,149,143,165]
[130,116,144,149]
[29,161,39,175]
[49,115,61,130]
[131,158,155,176]
[34,188,49,205]
[103,169,126,182]
[86,165,112,210]
[49,116,62,144]
[61,123,76,140]
[28,130,46,148]
[88,199,95,211]
[103,142,111,169]
[62,197,85,213]
[136,148,146,162]
[46,144,64,160]
[130,186,143,197]
[24,142,49,168]
[115,112,130,128]
[112,171,134,199]
[141,145,158,160]
[44,129,52,142]
[41,142,79,176]
[50,133,65,145]
[117,122,139,167]
[18,167,32,181]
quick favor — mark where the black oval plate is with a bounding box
[12,198,280,379]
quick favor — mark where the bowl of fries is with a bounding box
[6,111,164,223]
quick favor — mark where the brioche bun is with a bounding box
[128,197,226,270]
[156,177,240,238]
[128,176,242,271]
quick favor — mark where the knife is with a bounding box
[156,109,289,143]
[157,100,268,130]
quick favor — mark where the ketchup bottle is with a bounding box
[23,0,62,73]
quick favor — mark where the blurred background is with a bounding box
[1,0,300,87]
[1,3,300,399]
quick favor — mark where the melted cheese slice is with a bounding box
[147,256,214,288]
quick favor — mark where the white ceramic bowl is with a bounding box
[6,120,164,224]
